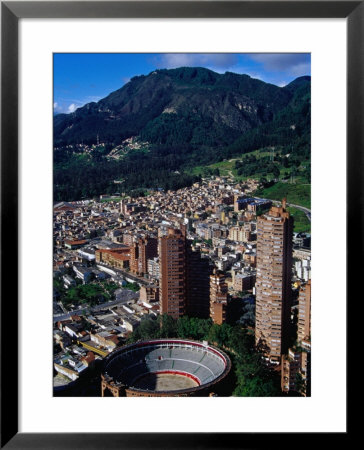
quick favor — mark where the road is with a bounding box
[53,289,139,322]
[97,262,156,287]
[286,203,311,221]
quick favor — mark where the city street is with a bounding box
[53,288,139,322]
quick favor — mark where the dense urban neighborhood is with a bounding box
[53,174,311,397]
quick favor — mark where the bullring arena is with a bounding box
[101,339,231,397]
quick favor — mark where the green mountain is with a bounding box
[53,67,310,201]
[54,67,308,147]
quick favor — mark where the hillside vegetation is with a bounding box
[53,67,311,201]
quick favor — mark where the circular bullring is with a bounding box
[101,339,231,396]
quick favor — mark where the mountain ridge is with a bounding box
[53,67,310,201]
[54,67,310,149]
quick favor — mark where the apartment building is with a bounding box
[210,270,228,325]
[159,228,186,319]
[255,199,294,363]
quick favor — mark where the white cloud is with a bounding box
[290,62,311,77]
[54,96,101,115]
[67,103,77,113]
[53,102,63,113]
[249,53,310,74]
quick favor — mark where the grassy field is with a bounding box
[100,196,122,203]
[188,149,276,177]
[287,207,311,233]
[188,148,308,185]
[254,182,311,209]
[189,159,235,177]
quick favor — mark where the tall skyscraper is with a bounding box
[255,199,294,363]
[159,228,186,319]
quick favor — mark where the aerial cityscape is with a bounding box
[53,54,311,397]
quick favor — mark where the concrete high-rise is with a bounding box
[255,199,294,363]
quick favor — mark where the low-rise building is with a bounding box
[281,348,310,396]
[73,265,92,284]
[64,239,88,250]
[233,272,256,292]
[91,332,120,351]
[63,274,76,289]
[95,248,130,269]
[139,285,159,303]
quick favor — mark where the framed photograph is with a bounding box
[1,1,358,448]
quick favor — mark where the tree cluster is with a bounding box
[54,279,120,308]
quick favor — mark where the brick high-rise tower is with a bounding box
[297,279,311,348]
[210,270,228,325]
[255,199,294,363]
[159,226,211,320]
[158,228,186,319]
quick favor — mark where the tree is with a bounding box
[124,282,140,292]
[259,177,268,186]
[159,314,177,338]
[272,165,280,179]
[207,323,231,347]
[233,373,282,397]
[238,303,255,327]
[176,316,211,340]
[176,316,191,339]
[130,316,160,342]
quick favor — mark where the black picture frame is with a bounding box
[1,1,358,448]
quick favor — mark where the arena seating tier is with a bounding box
[104,341,227,389]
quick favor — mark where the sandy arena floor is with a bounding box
[131,373,199,391]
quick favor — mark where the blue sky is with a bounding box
[54,53,310,114]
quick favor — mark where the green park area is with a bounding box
[255,182,311,209]
[287,207,311,233]
[54,279,120,308]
